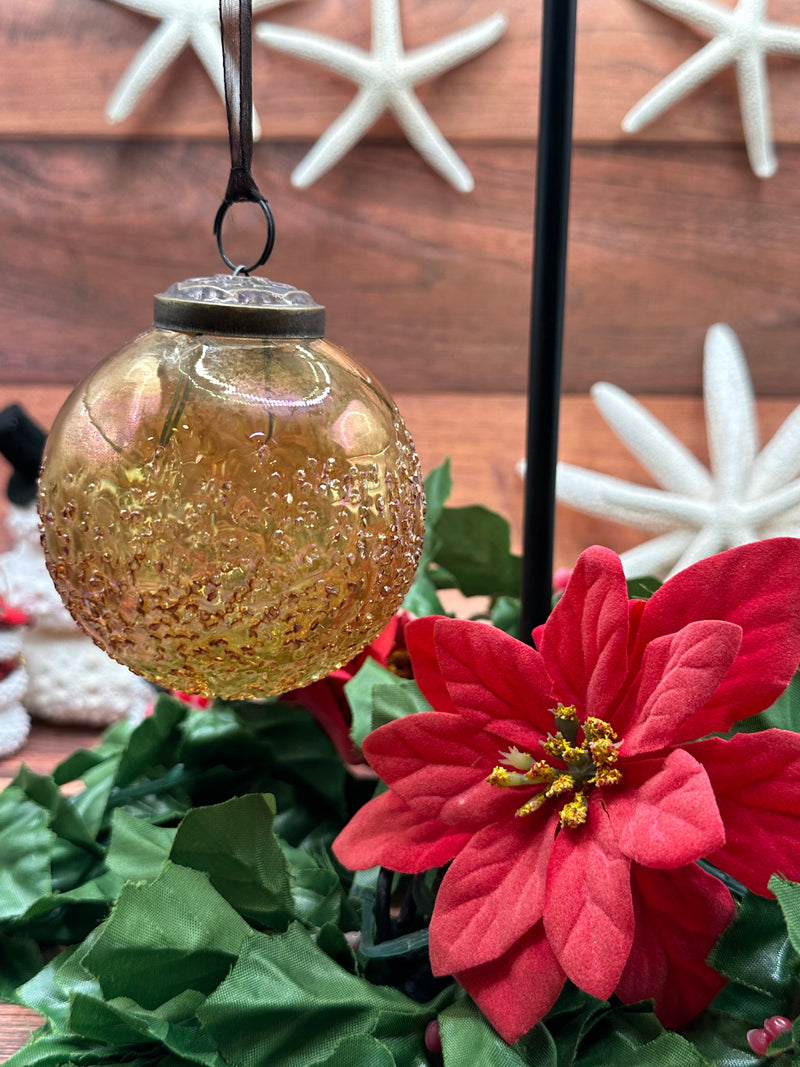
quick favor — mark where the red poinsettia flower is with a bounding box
[334,540,800,1043]
[285,611,412,763]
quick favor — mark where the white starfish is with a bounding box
[556,324,800,578]
[622,0,800,178]
[104,0,295,137]
[256,0,507,192]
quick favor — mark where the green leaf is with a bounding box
[709,889,800,1010]
[67,989,225,1067]
[18,936,103,1030]
[113,695,188,788]
[433,506,522,598]
[104,809,175,884]
[579,1032,711,1067]
[424,459,453,532]
[81,862,251,1009]
[279,842,347,931]
[0,934,45,1001]
[489,596,521,639]
[728,669,800,735]
[626,576,662,600]
[683,1010,764,1067]
[573,1002,668,1067]
[346,660,432,750]
[440,999,551,1066]
[316,1034,398,1067]
[402,570,448,618]
[770,876,800,955]
[0,787,54,924]
[199,924,443,1067]
[170,795,293,931]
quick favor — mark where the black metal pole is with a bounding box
[521,0,578,640]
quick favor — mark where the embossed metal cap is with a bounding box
[154,274,326,338]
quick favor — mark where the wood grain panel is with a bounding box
[2,384,799,569]
[1,141,800,395]
[3,0,800,144]
[0,721,107,791]
[0,1004,43,1060]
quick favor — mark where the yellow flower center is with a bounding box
[486,703,622,828]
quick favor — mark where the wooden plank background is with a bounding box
[1,0,800,395]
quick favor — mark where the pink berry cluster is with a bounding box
[747,1015,794,1057]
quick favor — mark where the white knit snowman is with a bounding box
[0,405,153,728]
[0,594,30,758]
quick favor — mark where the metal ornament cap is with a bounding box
[153,274,326,338]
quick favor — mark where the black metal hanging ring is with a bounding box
[213,196,276,275]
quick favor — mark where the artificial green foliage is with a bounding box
[3,480,800,1066]
[402,459,522,631]
[345,659,432,750]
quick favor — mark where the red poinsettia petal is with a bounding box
[604,748,725,868]
[538,546,630,723]
[429,619,556,741]
[543,801,634,1000]
[615,862,733,1027]
[689,731,800,893]
[406,616,461,715]
[429,810,558,973]
[613,619,742,754]
[453,921,566,1045]
[633,539,800,735]
[332,789,471,873]
[367,612,403,665]
[363,712,529,829]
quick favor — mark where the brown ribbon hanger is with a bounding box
[214,0,275,274]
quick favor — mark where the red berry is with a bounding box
[747,1028,771,1056]
[764,1015,793,1038]
[424,1019,442,1054]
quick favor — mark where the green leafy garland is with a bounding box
[0,463,799,1067]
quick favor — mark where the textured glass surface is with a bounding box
[39,328,425,698]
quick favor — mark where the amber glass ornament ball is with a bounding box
[38,276,425,698]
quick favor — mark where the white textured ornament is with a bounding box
[623,0,800,178]
[556,324,800,578]
[103,0,296,136]
[0,506,153,725]
[256,0,507,192]
[0,629,29,759]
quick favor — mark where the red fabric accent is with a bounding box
[431,619,555,739]
[615,863,733,1027]
[689,731,800,893]
[604,748,725,868]
[0,598,28,627]
[285,612,409,762]
[429,810,558,973]
[543,802,633,999]
[405,616,460,715]
[363,711,526,829]
[332,790,471,874]
[613,619,742,754]
[634,539,800,735]
[454,922,566,1045]
[538,546,630,723]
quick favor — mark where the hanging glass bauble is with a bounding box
[38,275,425,699]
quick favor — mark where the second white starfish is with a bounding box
[256,0,507,192]
[556,324,800,578]
[104,0,296,137]
[623,0,800,178]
